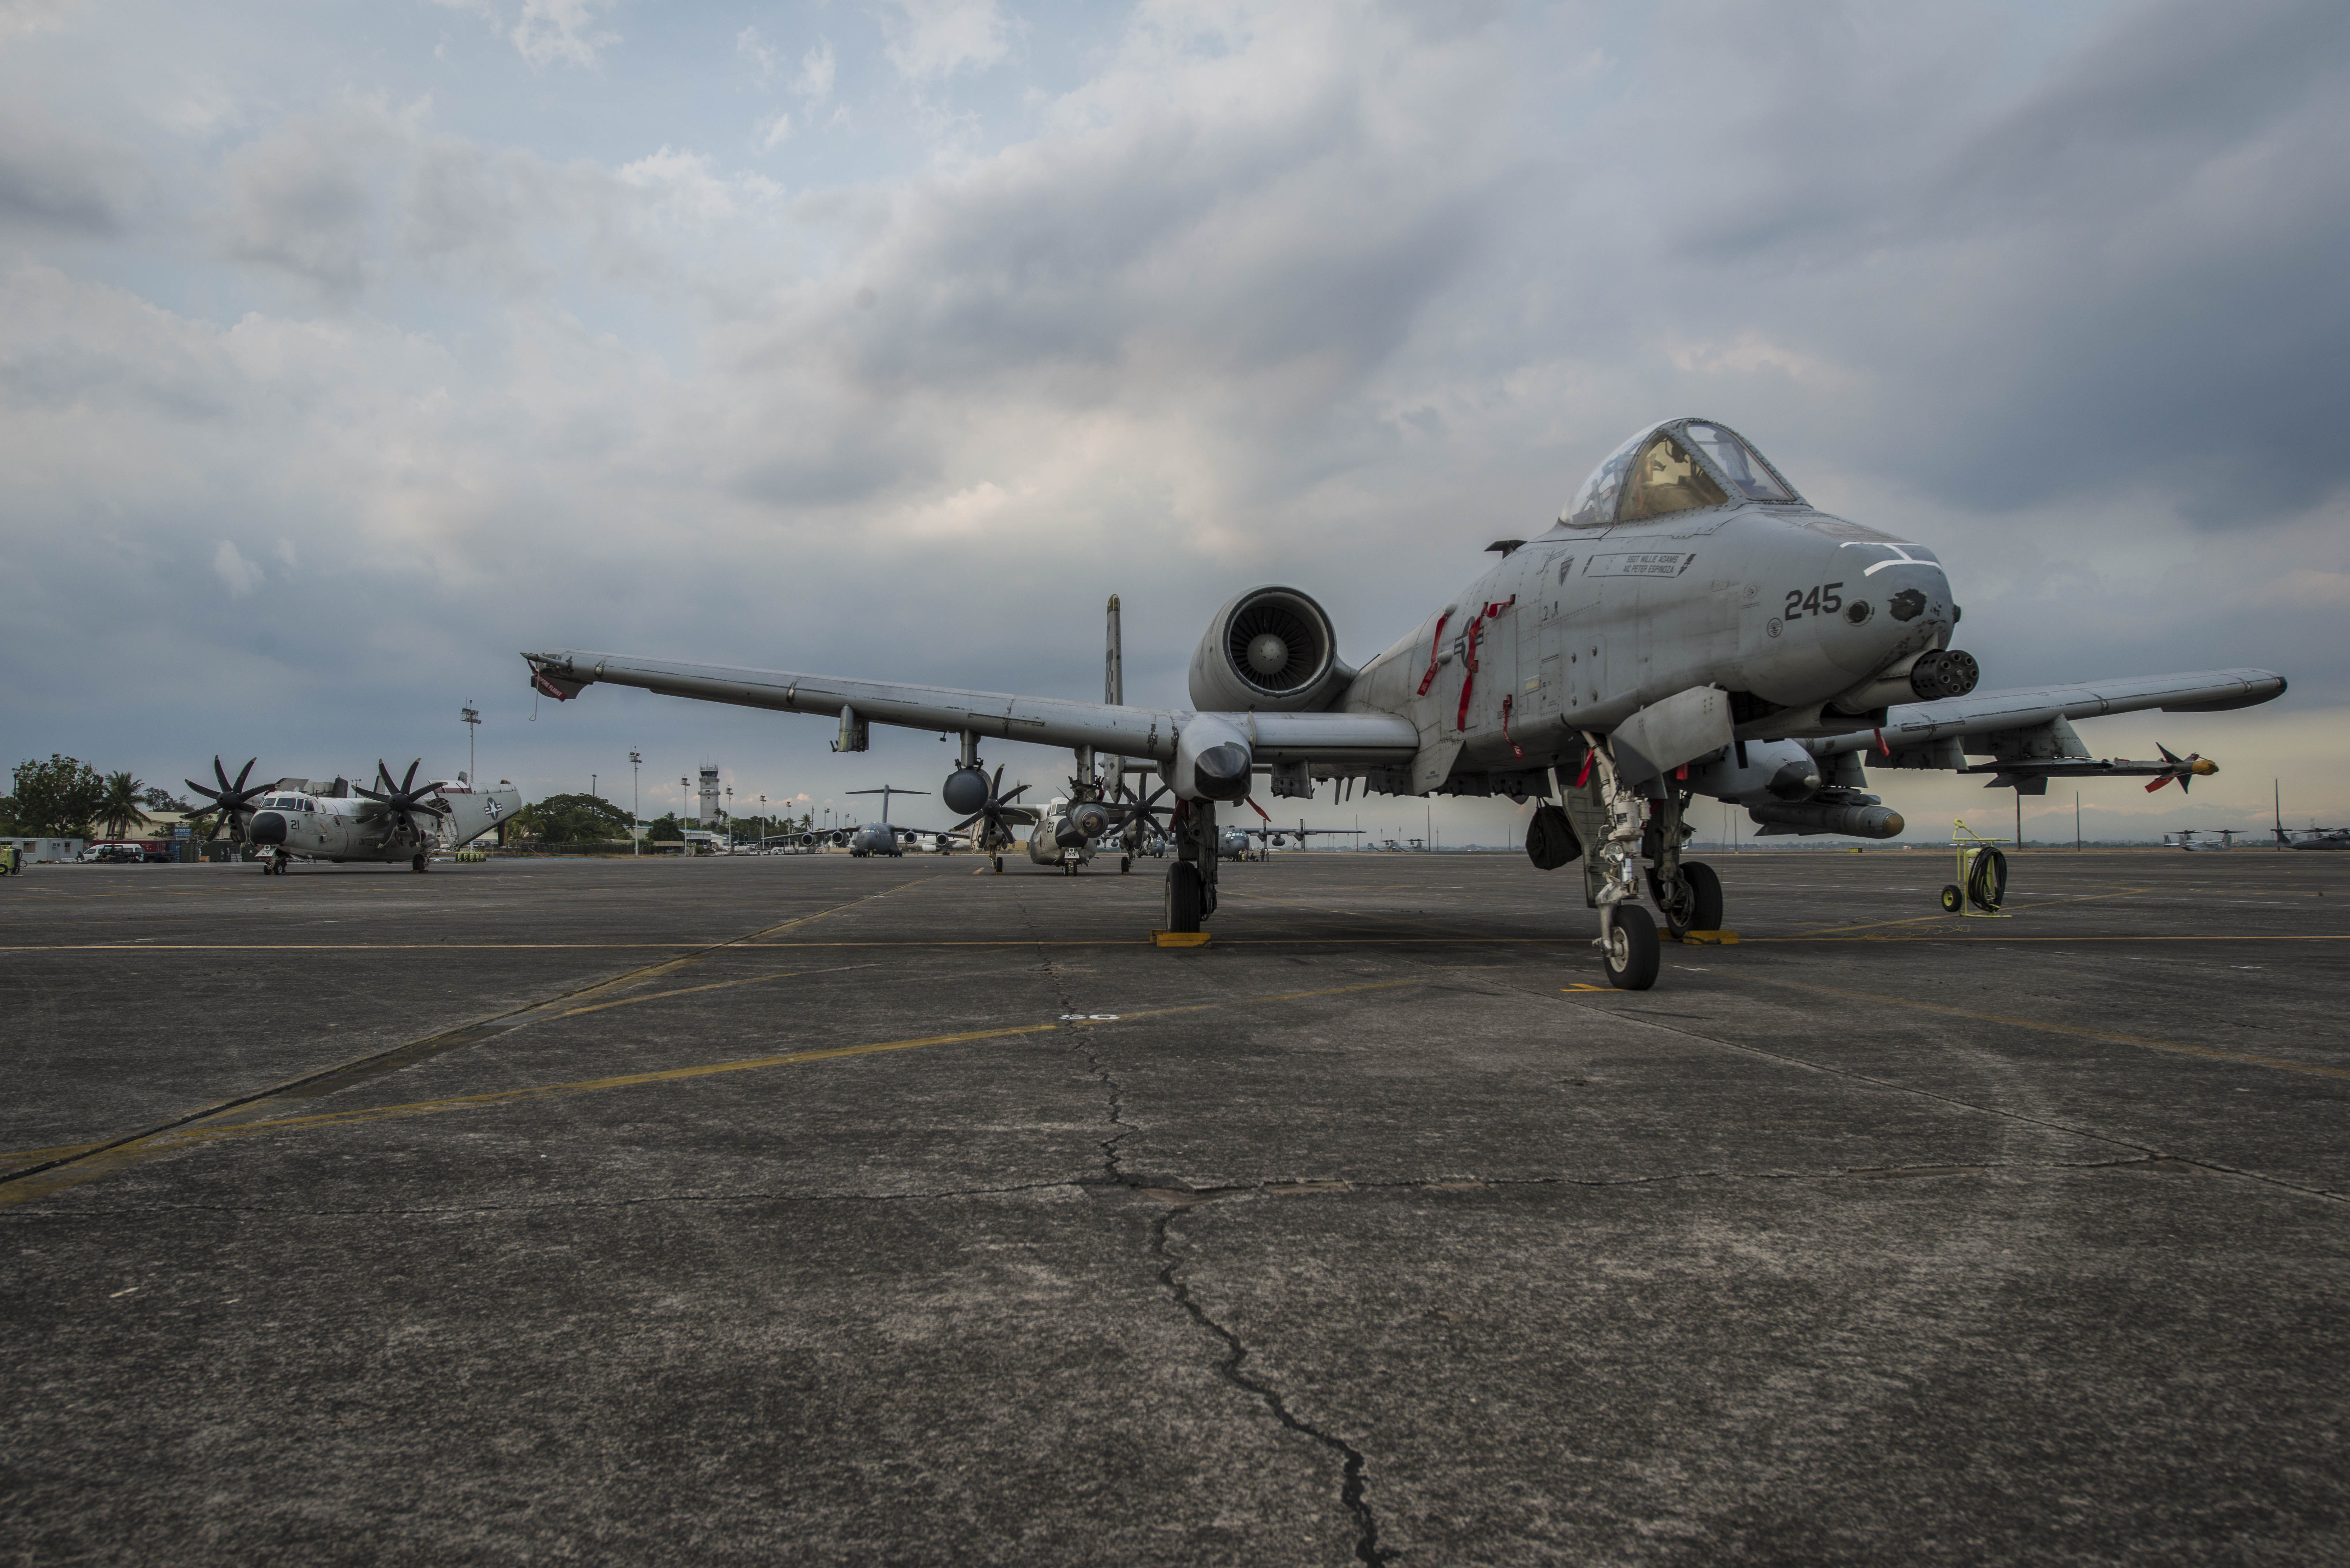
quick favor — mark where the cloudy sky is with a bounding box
[3,0,2343,842]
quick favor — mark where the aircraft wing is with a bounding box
[522,650,1419,765]
[1808,668,2286,762]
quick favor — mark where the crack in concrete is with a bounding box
[1150,1206,1392,1565]
[1012,892,1133,1181]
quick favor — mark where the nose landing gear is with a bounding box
[1601,904,1660,989]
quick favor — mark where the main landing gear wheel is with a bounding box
[1164,861,1205,933]
[1939,884,1963,914]
[991,855,1004,874]
[1647,860,1724,937]
[1602,905,1660,991]
[411,853,428,873]
[1120,856,1132,875]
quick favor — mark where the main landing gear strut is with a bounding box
[1162,800,1219,934]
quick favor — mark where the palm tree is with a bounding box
[97,772,154,840]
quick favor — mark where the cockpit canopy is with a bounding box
[1560,418,1802,528]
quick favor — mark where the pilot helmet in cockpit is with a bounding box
[1561,418,1802,528]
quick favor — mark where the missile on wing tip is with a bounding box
[1746,802,1906,840]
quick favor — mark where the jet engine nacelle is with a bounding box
[1187,586,1351,713]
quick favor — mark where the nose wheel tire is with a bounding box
[991,855,1004,874]
[1939,884,1963,914]
[1120,856,1132,874]
[411,854,428,873]
[1164,862,1205,933]
[1602,905,1660,990]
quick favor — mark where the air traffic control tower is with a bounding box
[697,766,721,826]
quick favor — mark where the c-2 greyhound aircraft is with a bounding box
[524,416,2285,989]
[186,757,518,873]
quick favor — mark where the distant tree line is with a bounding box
[2,756,197,839]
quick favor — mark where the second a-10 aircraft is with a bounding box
[525,415,2284,990]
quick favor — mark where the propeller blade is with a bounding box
[401,759,421,794]
[233,758,256,791]
[999,783,1030,805]
[949,812,984,833]
[991,764,1004,795]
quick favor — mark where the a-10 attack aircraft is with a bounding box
[185,757,518,874]
[524,416,2285,989]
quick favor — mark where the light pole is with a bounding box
[460,705,480,783]
[630,751,642,858]
[681,778,690,854]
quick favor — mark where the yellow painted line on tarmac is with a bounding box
[556,963,876,1017]
[1791,886,2151,937]
[0,1140,106,1167]
[1212,887,1482,937]
[0,978,1425,1207]
[1,937,1582,951]
[1727,974,2350,1082]
[0,879,936,1204]
[1750,933,2350,945]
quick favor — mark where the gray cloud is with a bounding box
[0,0,2341,843]
[0,110,140,237]
[1604,0,2350,526]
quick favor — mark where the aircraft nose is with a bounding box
[1821,561,1955,677]
[249,811,287,845]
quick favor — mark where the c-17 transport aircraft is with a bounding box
[185,757,518,873]
[525,416,2285,989]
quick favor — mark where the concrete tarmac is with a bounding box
[4,848,2346,1564]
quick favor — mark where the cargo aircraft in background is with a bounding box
[525,416,2284,990]
[185,756,518,874]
